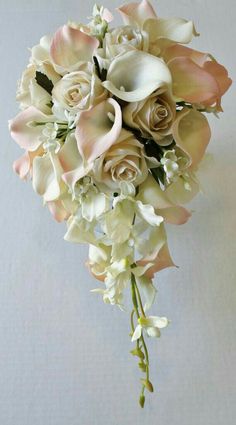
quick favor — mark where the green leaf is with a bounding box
[35,71,54,95]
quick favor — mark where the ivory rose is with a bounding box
[52,63,107,113]
[103,25,149,58]
[123,87,176,145]
[92,129,154,190]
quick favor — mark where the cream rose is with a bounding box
[103,25,149,58]
[52,63,107,112]
[123,87,176,145]
[92,129,155,190]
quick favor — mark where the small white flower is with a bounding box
[132,316,169,341]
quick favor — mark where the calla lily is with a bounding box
[138,174,191,225]
[9,106,52,151]
[138,243,175,279]
[76,98,122,162]
[165,175,200,205]
[173,108,211,169]
[32,152,64,202]
[165,45,232,107]
[58,132,92,191]
[50,25,99,74]
[118,0,156,26]
[47,194,78,222]
[102,50,172,102]
[13,146,44,180]
[144,17,198,46]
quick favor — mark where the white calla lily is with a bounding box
[32,152,64,202]
[102,50,172,102]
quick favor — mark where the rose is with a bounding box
[103,25,149,58]
[52,63,108,112]
[92,129,153,190]
[123,87,176,145]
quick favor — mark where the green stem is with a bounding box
[135,282,146,318]
[131,272,152,405]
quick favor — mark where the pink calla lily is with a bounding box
[9,106,52,151]
[50,25,99,74]
[138,174,191,225]
[118,0,156,26]
[75,98,122,163]
[173,108,211,169]
[165,45,232,107]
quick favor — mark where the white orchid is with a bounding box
[132,315,169,341]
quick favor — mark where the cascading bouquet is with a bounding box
[9,0,231,407]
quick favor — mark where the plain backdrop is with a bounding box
[0,1,235,424]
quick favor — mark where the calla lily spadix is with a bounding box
[10,0,232,409]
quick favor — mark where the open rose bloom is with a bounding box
[9,0,232,407]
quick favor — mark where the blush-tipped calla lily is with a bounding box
[13,146,44,180]
[58,132,92,191]
[75,98,122,162]
[118,0,156,26]
[173,108,211,169]
[144,17,198,45]
[165,45,232,107]
[50,25,99,74]
[9,106,52,151]
[138,174,191,225]
[102,50,172,102]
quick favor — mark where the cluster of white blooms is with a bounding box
[10,0,231,406]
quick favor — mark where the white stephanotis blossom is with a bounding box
[132,315,169,341]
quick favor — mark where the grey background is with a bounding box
[0,0,235,424]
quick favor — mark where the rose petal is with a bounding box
[50,25,99,73]
[103,50,172,102]
[168,57,219,104]
[76,98,122,162]
[118,0,156,26]
[173,108,211,168]
[9,106,51,151]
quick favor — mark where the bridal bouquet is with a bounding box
[10,0,231,407]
